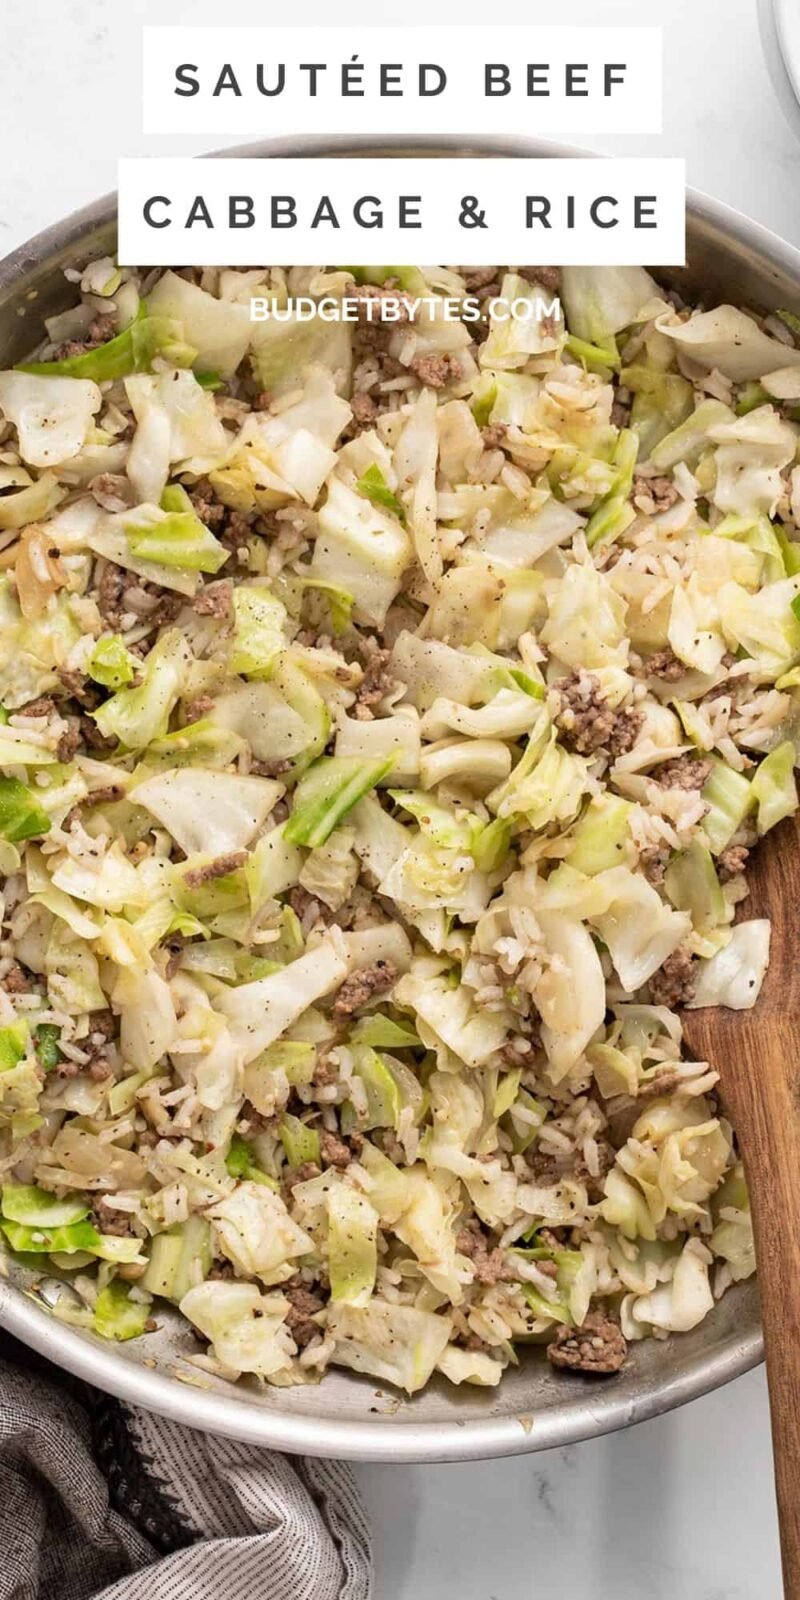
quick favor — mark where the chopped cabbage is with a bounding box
[0,372,101,468]
[327,1299,452,1394]
[180,1281,296,1377]
[217,935,348,1061]
[92,630,191,749]
[133,769,281,856]
[686,920,771,1010]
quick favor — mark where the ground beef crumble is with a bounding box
[518,265,561,293]
[90,1200,133,1237]
[349,392,378,430]
[456,1219,515,1286]
[632,473,680,515]
[459,266,499,290]
[638,845,671,886]
[640,648,687,682]
[282,1161,322,1196]
[333,960,397,1016]
[96,560,182,629]
[648,947,697,1007]
[353,646,394,718]
[654,756,711,791]
[249,757,293,778]
[89,473,133,512]
[1,962,33,995]
[96,562,127,627]
[283,1276,327,1348]
[611,395,631,429]
[193,579,233,618]
[19,696,56,719]
[717,844,750,881]
[288,885,330,930]
[555,669,642,758]
[350,282,414,321]
[547,1312,627,1374]
[318,1131,355,1170]
[79,715,118,756]
[187,479,227,531]
[56,718,82,763]
[56,668,104,709]
[188,479,254,550]
[409,351,461,389]
[482,423,508,449]
[51,315,116,361]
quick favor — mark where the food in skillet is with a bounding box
[0,256,795,1393]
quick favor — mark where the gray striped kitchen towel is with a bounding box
[0,1332,372,1600]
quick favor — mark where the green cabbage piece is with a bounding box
[225,1134,278,1188]
[751,741,797,833]
[437,1346,504,1386]
[17,308,195,382]
[356,463,406,523]
[655,305,800,382]
[480,273,564,369]
[33,1022,63,1073]
[143,718,245,770]
[0,372,102,469]
[622,365,694,459]
[94,1279,152,1342]
[650,399,733,472]
[0,777,52,843]
[88,634,139,690]
[92,630,190,749]
[311,477,412,628]
[0,1020,29,1072]
[565,333,620,374]
[217,936,348,1062]
[710,1163,755,1283]
[566,795,633,876]
[394,966,511,1071]
[585,428,639,548]
[180,1280,296,1377]
[124,486,227,574]
[663,843,726,936]
[206,1181,314,1284]
[0,469,65,531]
[278,1113,321,1169]
[1,1217,143,1262]
[135,768,281,858]
[561,266,658,345]
[327,1184,379,1307]
[285,755,395,848]
[720,576,800,676]
[1,1182,87,1228]
[327,1298,452,1394]
[141,1216,212,1302]
[687,919,771,1010]
[146,271,251,378]
[626,1238,714,1335]
[701,760,754,854]
[296,577,354,635]
[229,587,287,677]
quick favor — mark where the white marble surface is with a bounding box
[0,1,794,1594]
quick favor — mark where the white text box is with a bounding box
[142,26,662,137]
[118,156,685,267]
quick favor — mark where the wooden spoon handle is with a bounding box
[729,1048,800,1600]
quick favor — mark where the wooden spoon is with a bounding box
[681,808,800,1599]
